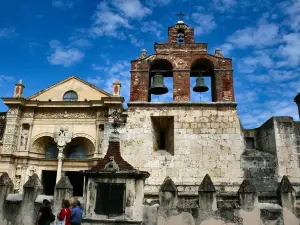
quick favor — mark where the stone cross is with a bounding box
[53,127,73,183]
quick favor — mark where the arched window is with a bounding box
[177,30,185,44]
[45,144,58,158]
[66,145,88,159]
[63,91,78,101]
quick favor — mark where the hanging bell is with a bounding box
[193,77,209,92]
[149,73,168,95]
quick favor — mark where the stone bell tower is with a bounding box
[124,18,244,195]
[130,18,234,103]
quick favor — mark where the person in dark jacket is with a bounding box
[36,199,53,225]
[70,199,83,225]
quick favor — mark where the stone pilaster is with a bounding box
[2,106,22,156]
[198,174,217,211]
[173,71,190,101]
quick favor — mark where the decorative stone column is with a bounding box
[54,176,73,214]
[277,175,296,213]
[21,173,43,225]
[238,179,258,211]
[53,127,73,183]
[159,176,178,209]
[198,174,217,211]
[0,172,14,221]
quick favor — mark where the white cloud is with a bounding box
[88,60,131,103]
[276,33,300,67]
[141,21,164,39]
[0,75,14,83]
[217,43,234,56]
[69,38,92,48]
[228,22,279,48]
[283,0,300,31]
[192,13,217,36]
[128,34,144,47]
[111,0,151,19]
[0,28,18,39]
[89,1,133,38]
[238,51,274,73]
[212,0,237,12]
[47,40,84,67]
[52,0,73,9]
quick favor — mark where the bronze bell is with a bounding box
[149,73,168,95]
[193,77,209,92]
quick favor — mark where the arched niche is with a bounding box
[190,58,216,102]
[31,136,58,158]
[149,59,173,102]
[64,137,95,159]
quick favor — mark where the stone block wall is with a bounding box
[119,103,245,195]
[244,117,300,184]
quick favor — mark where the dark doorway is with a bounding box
[65,171,84,196]
[41,170,57,195]
[95,183,125,216]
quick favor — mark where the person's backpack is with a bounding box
[50,211,55,222]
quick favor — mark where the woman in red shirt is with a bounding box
[57,199,71,225]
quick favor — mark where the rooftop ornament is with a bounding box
[105,108,122,136]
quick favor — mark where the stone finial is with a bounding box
[159,176,177,192]
[238,179,256,193]
[55,176,73,190]
[138,48,147,60]
[13,79,25,98]
[0,172,13,186]
[23,173,42,188]
[214,48,224,58]
[199,174,216,192]
[112,79,121,96]
[277,175,294,193]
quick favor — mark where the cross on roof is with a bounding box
[176,12,186,21]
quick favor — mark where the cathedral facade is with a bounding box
[1,20,300,224]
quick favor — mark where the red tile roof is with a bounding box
[90,141,135,171]
[0,112,6,140]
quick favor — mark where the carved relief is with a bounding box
[7,107,21,118]
[23,110,34,118]
[5,125,15,134]
[35,109,96,119]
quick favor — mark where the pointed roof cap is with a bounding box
[55,176,73,189]
[198,174,216,192]
[159,176,177,192]
[277,175,295,193]
[0,172,13,186]
[238,179,256,193]
[23,173,43,188]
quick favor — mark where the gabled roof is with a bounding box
[26,75,112,100]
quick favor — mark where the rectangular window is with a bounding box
[246,137,255,149]
[151,116,174,155]
[95,183,125,216]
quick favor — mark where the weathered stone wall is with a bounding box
[273,117,300,183]
[119,103,245,195]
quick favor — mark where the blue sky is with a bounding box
[0,0,300,129]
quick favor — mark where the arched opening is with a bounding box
[63,90,78,101]
[190,58,216,102]
[31,136,58,157]
[64,137,95,159]
[176,29,185,44]
[149,59,173,102]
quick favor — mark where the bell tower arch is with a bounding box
[129,19,234,103]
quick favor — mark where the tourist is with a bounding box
[70,199,83,225]
[56,199,71,225]
[35,199,55,225]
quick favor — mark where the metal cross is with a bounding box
[105,108,122,134]
[176,12,186,21]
